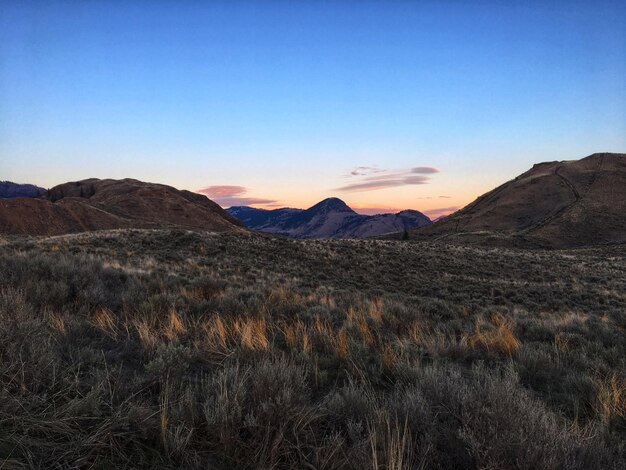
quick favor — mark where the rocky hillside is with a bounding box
[0,178,245,236]
[410,153,626,248]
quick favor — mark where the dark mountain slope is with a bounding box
[0,181,46,198]
[409,153,626,248]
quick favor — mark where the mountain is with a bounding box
[0,178,245,236]
[227,197,431,238]
[409,152,626,248]
[0,181,46,198]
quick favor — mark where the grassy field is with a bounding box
[1,229,625,469]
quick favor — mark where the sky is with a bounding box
[1,1,625,218]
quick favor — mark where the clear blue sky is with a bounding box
[1,1,625,216]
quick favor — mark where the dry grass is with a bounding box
[91,306,118,338]
[368,298,384,324]
[165,308,187,340]
[0,229,624,468]
[282,320,312,354]
[368,416,413,470]
[467,313,521,356]
[135,318,160,351]
[47,310,66,335]
[335,327,349,359]
[232,317,270,351]
[595,373,626,431]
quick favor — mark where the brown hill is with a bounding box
[410,153,626,248]
[0,178,245,236]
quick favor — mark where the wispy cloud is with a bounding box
[439,195,451,199]
[197,185,278,207]
[337,165,439,192]
[346,165,387,177]
[412,166,439,174]
[199,185,245,197]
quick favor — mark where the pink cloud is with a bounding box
[411,167,439,174]
[347,165,387,177]
[197,185,278,208]
[337,166,440,192]
[336,175,431,192]
[198,185,247,198]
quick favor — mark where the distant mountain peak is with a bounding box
[397,209,423,216]
[227,197,431,238]
[308,197,354,214]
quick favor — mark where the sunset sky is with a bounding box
[1,1,625,218]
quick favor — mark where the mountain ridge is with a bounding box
[408,152,626,248]
[0,181,47,199]
[228,197,431,239]
[0,178,245,236]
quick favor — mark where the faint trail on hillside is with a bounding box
[523,161,588,234]
[427,154,609,243]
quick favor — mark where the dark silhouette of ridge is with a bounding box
[0,181,46,199]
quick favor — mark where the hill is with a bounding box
[0,178,245,236]
[0,181,46,198]
[410,153,626,248]
[228,197,431,238]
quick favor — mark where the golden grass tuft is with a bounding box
[91,306,118,338]
[594,373,626,430]
[282,320,311,354]
[211,315,229,350]
[468,313,520,356]
[233,317,270,351]
[47,311,66,335]
[165,308,187,340]
[359,319,376,346]
[320,293,336,308]
[313,315,329,336]
[134,318,159,351]
[335,328,349,359]
[368,298,384,324]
